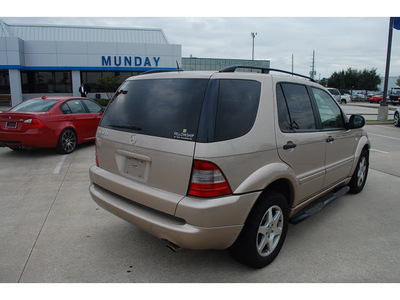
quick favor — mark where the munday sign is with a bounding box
[101,56,161,67]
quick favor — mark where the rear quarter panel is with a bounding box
[194,74,282,193]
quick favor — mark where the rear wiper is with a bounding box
[108,124,142,131]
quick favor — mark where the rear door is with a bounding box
[96,75,210,213]
[274,82,326,205]
[60,99,94,141]
[81,99,103,138]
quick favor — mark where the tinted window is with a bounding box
[214,80,261,141]
[0,70,10,94]
[11,99,58,112]
[82,99,103,113]
[100,79,208,141]
[61,100,86,114]
[312,88,345,129]
[278,83,316,131]
[20,71,72,93]
[276,84,292,131]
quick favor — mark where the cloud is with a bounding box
[2,16,400,78]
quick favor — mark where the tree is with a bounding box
[327,68,381,91]
[97,74,123,100]
[396,76,400,87]
[359,69,381,91]
[318,77,329,87]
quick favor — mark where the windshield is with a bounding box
[100,79,209,141]
[11,99,58,112]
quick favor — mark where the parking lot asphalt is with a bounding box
[1,123,400,283]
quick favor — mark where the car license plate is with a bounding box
[6,121,17,129]
[124,157,149,181]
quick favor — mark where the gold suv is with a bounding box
[89,66,370,268]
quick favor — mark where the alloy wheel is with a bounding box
[357,156,367,187]
[394,112,399,127]
[256,205,283,257]
[61,130,76,153]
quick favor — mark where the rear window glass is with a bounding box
[82,99,103,113]
[11,99,58,112]
[214,80,261,141]
[278,83,316,131]
[100,79,209,141]
[61,100,86,114]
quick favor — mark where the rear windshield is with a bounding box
[11,99,58,112]
[100,79,209,141]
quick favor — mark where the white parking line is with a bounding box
[368,132,400,141]
[373,125,398,131]
[370,149,389,154]
[53,155,67,174]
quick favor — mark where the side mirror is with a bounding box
[347,115,365,129]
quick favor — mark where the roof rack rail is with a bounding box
[219,65,315,82]
[140,69,182,75]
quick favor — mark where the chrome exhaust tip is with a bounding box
[165,241,182,252]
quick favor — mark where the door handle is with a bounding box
[326,136,335,143]
[283,142,297,150]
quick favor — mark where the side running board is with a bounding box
[290,186,350,225]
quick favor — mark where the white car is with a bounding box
[394,108,400,127]
[341,93,352,104]
[327,88,341,103]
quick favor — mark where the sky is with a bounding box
[2,1,400,80]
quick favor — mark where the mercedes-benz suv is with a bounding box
[89,66,370,268]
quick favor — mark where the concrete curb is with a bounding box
[366,121,393,125]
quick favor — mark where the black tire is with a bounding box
[394,112,400,127]
[348,149,369,194]
[57,128,77,154]
[228,190,289,268]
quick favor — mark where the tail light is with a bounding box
[24,118,44,128]
[95,139,99,166]
[188,160,232,198]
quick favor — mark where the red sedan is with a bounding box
[369,94,389,103]
[0,96,103,153]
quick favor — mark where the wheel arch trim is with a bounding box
[234,162,297,206]
[349,136,370,175]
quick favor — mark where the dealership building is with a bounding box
[0,20,271,107]
[0,20,181,107]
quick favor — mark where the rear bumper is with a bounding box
[0,129,57,148]
[89,165,260,250]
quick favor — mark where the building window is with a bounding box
[21,71,72,93]
[0,70,10,94]
[80,71,140,92]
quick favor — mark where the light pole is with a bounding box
[291,54,294,74]
[251,32,257,60]
[378,17,394,121]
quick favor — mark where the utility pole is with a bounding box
[291,54,294,74]
[310,50,316,80]
[251,32,257,60]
